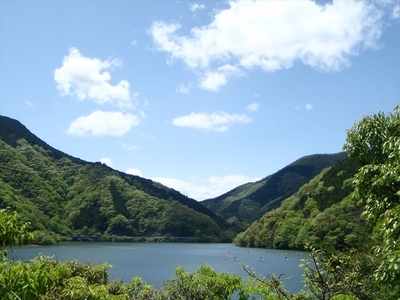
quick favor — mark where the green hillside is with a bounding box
[202,152,347,228]
[233,157,373,250]
[0,116,226,244]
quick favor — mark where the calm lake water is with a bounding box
[14,242,308,292]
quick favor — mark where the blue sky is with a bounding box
[1,0,399,201]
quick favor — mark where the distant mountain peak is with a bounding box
[203,152,347,225]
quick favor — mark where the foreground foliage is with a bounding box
[0,209,33,261]
[299,244,399,300]
[3,248,398,299]
[343,105,400,283]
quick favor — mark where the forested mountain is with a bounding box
[202,152,347,228]
[0,116,226,244]
[233,157,372,250]
[0,115,371,249]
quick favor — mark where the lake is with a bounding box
[14,242,308,293]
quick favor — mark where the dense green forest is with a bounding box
[233,157,369,250]
[0,116,226,244]
[0,115,345,244]
[203,152,347,229]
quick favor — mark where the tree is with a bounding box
[0,209,33,261]
[343,105,400,282]
[161,264,250,300]
[300,244,359,300]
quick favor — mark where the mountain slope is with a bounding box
[233,157,372,250]
[202,152,347,226]
[0,116,225,243]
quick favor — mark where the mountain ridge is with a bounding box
[0,115,226,243]
[202,152,347,226]
[0,115,84,163]
[0,114,348,245]
[233,156,368,251]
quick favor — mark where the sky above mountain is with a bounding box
[1,0,399,200]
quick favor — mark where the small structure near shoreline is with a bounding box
[71,236,101,242]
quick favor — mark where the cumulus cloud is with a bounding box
[100,157,113,167]
[126,168,143,176]
[152,174,259,200]
[54,47,135,109]
[149,0,385,91]
[247,103,260,112]
[68,110,144,137]
[172,111,251,132]
[199,64,243,91]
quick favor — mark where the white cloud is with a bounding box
[295,103,313,111]
[68,110,144,137]
[100,157,113,167]
[152,174,259,200]
[119,141,140,151]
[392,4,399,19]
[199,71,227,91]
[247,103,260,112]
[176,83,191,94]
[54,47,135,109]
[150,0,385,90]
[172,111,251,132]
[126,168,143,176]
[199,64,243,91]
[189,3,205,12]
